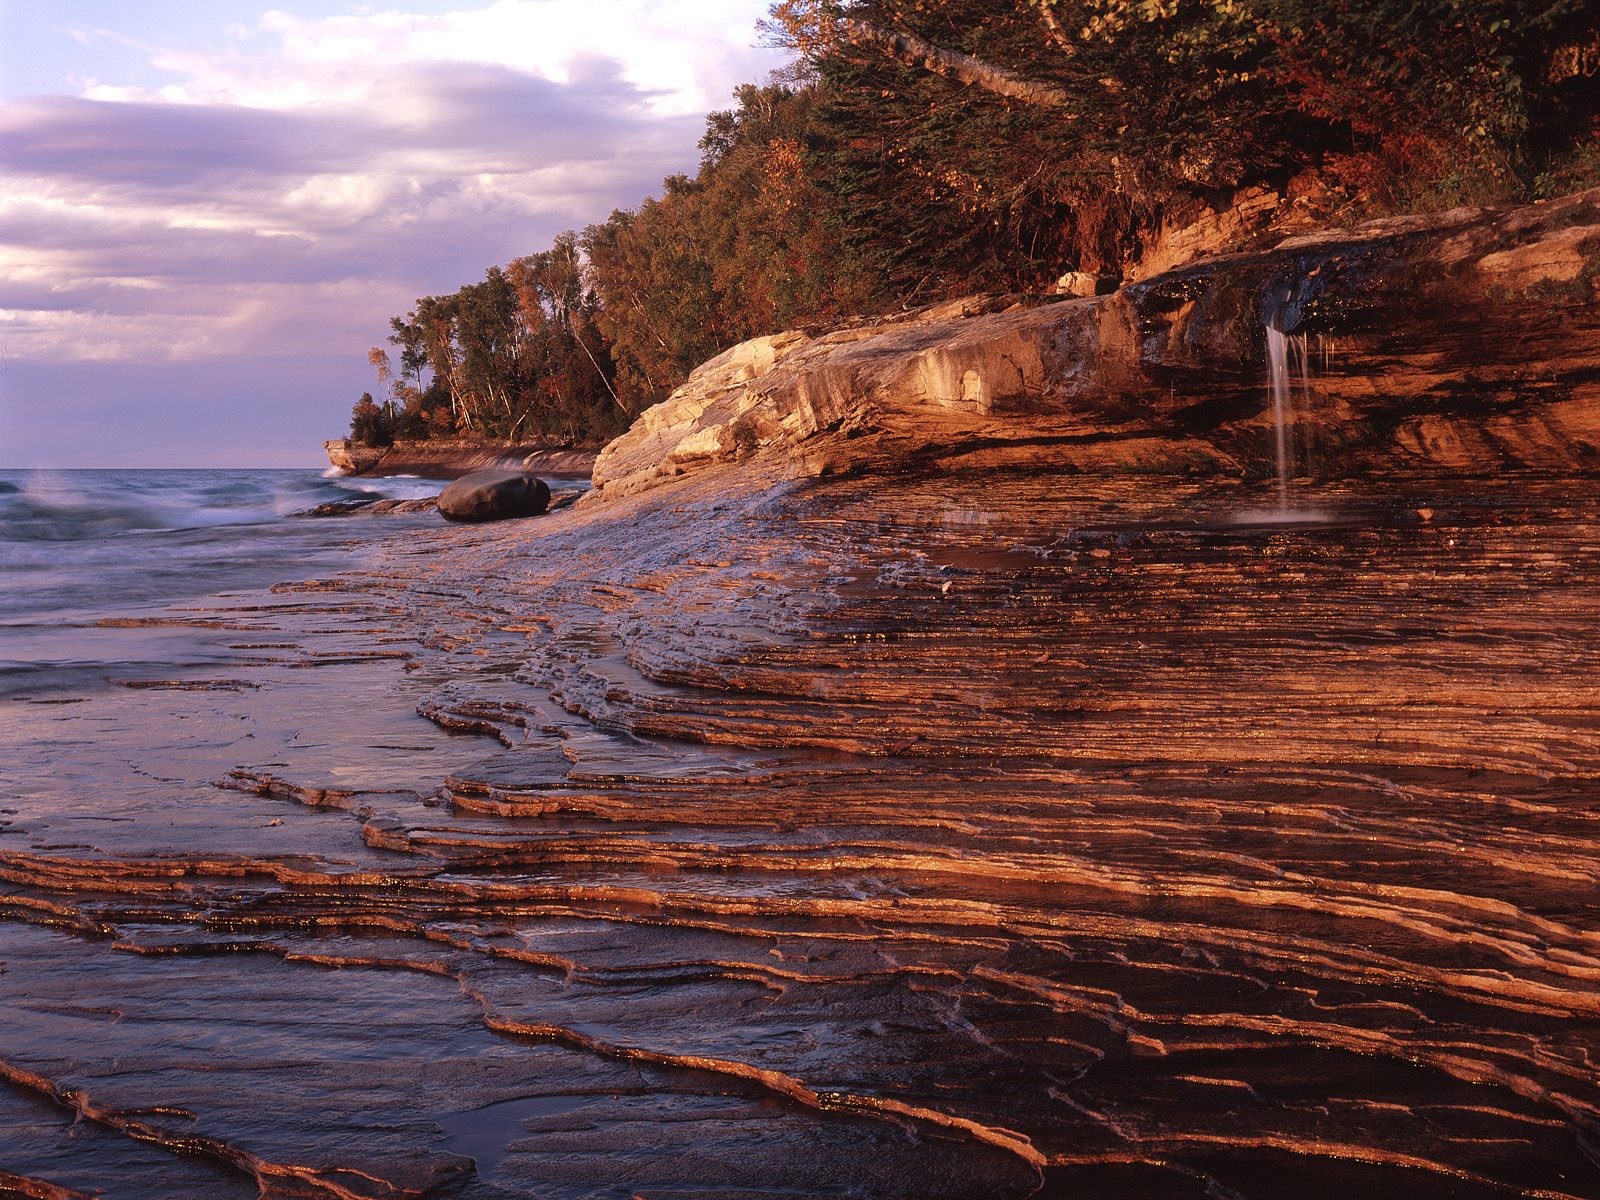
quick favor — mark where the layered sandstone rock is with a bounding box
[9,460,1600,1200]
[8,192,1600,1200]
[593,188,1600,500]
[1129,183,1301,279]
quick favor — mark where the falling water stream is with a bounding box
[1228,317,1336,527]
[1263,322,1321,522]
[1266,325,1294,508]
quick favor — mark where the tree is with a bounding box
[508,232,630,442]
[772,0,1597,294]
[349,392,394,447]
[582,83,855,411]
[768,0,1077,106]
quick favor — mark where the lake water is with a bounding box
[0,468,445,617]
[0,468,453,705]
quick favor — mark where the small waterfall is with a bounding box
[1264,324,1313,514]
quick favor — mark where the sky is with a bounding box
[0,1,786,467]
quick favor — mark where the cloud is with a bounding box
[0,0,783,456]
[3,58,697,209]
[59,0,773,116]
[0,61,702,364]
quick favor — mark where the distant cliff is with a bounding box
[324,439,598,480]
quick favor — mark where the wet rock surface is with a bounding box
[298,490,583,521]
[324,440,599,480]
[3,460,1599,1198]
[301,496,442,517]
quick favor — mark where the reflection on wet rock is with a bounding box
[3,466,1600,1198]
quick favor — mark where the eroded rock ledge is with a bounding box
[594,188,1600,499]
[324,438,598,479]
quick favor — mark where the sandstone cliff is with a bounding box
[593,189,1600,500]
[324,438,597,479]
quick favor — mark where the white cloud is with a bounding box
[72,0,774,116]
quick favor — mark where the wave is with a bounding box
[0,493,223,542]
[0,469,445,544]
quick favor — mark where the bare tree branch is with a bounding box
[1033,2,1078,57]
[839,18,1077,110]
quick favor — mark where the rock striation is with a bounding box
[7,462,1600,1199]
[300,496,440,518]
[594,188,1600,500]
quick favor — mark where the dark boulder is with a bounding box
[437,471,551,523]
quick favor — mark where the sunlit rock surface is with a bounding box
[595,187,1600,499]
[4,192,1600,1199]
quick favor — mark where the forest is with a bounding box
[348,0,1600,448]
